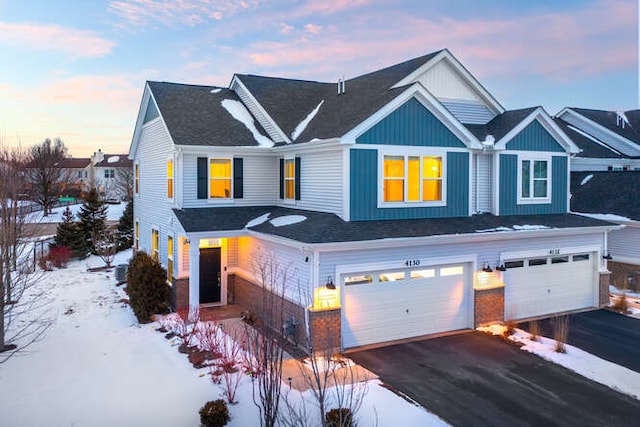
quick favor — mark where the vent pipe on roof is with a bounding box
[337,77,345,95]
[616,111,628,129]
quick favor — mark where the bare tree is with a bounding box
[244,249,293,427]
[27,138,69,216]
[93,228,117,268]
[0,144,51,361]
[114,167,133,201]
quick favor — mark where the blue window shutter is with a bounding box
[294,157,301,200]
[197,157,207,199]
[233,158,243,199]
[279,158,284,199]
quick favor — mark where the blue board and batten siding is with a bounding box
[499,154,567,215]
[506,120,565,152]
[356,98,466,148]
[350,149,469,220]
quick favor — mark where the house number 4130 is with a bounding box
[404,259,421,267]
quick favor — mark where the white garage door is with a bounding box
[504,252,596,321]
[342,263,471,349]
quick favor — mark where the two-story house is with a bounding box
[129,49,617,351]
[555,108,640,290]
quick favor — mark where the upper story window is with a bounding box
[381,154,444,205]
[167,159,174,199]
[104,169,115,179]
[519,156,550,203]
[279,157,301,201]
[209,158,231,199]
[135,163,139,194]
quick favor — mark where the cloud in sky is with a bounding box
[0,21,116,58]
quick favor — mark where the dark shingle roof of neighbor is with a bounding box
[173,206,616,244]
[553,118,625,159]
[571,171,640,221]
[465,107,537,142]
[571,108,640,145]
[94,154,133,168]
[59,158,91,168]
[235,51,442,143]
[147,81,271,147]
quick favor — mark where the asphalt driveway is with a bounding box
[518,309,640,372]
[349,331,640,427]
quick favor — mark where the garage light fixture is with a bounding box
[495,263,507,272]
[325,276,336,290]
[603,254,613,260]
[482,262,493,273]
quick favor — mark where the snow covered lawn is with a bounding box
[29,202,127,223]
[0,251,446,427]
[480,325,640,400]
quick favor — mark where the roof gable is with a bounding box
[506,120,565,152]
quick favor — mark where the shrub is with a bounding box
[553,315,570,354]
[48,246,71,268]
[611,293,629,313]
[528,320,541,342]
[325,408,355,427]
[126,251,170,323]
[199,399,230,427]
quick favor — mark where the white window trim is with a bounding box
[207,157,234,204]
[517,153,552,205]
[134,218,139,251]
[377,148,448,208]
[151,227,160,261]
[134,162,140,196]
[283,156,296,203]
[167,234,174,284]
[167,154,175,202]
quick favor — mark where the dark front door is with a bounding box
[199,248,221,304]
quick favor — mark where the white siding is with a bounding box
[318,232,605,283]
[182,152,278,208]
[476,153,493,213]
[571,157,640,172]
[441,100,495,125]
[417,60,482,102]
[133,119,177,271]
[608,227,640,263]
[234,236,312,306]
[282,148,344,216]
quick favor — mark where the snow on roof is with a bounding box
[270,215,306,227]
[575,212,632,223]
[107,156,120,163]
[245,212,270,228]
[476,224,549,233]
[580,174,593,186]
[476,227,512,233]
[291,100,324,141]
[221,99,274,147]
[210,88,222,94]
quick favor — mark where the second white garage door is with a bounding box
[342,263,472,349]
[503,252,597,321]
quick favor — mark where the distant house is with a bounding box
[90,150,133,201]
[58,157,91,197]
[556,108,640,291]
[130,49,617,351]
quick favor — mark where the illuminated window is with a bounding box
[209,158,231,199]
[383,155,443,203]
[344,275,373,286]
[284,158,295,199]
[440,266,464,276]
[167,235,173,283]
[134,220,139,251]
[135,164,139,194]
[410,269,436,279]
[520,158,549,200]
[151,229,159,262]
[378,271,406,282]
[167,159,173,199]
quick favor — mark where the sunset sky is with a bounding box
[0,0,637,157]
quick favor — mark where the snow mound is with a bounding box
[221,99,274,147]
[107,156,120,163]
[210,88,222,94]
[292,100,324,141]
[270,215,306,227]
[580,174,593,186]
[245,213,270,228]
[512,224,549,231]
[575,212,632,222]
[476,227,512,233]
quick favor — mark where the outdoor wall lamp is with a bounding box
[482,262,493,273]
[603,254,613,260]
[325,276,336,290]
[495,263,507,272]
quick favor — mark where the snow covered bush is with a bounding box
[126,251,170,323]
[199,399,230,427]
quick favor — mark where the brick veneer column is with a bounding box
[173,277,190,311]
[474,287,504,327]
[308,308,341,353]
[599,272,611,307]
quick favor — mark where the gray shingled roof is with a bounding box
[147,81,271,147]
[465,107,537,142]
[173,206,615,244]
[554,118,625,159]
[571,108,640,146]
[236,51,442,143]
[571,171,640,221]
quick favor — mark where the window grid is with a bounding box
[151,229,159,262]
[167,159,174,199]
[284,158,295,199]
[209,158,232,199]
[383,155,442,203]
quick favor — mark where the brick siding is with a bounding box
[599,271,611,307]
[308,309,341,353]
[475,287,504,326]
[172,277,189,311]
[608,261,640,292]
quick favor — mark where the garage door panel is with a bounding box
[504,253,595,321]
[343,264,470,348]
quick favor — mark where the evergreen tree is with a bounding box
[116,200,133,251]
[51,206,87,258]
[77,188,108,255]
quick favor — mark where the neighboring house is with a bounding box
[90,149,133,201]
[129,49,618,351]
[58,157,91,197]
[555,108,640,291]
